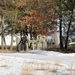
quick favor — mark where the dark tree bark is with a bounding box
[65,10,73,49]
[59,15,64,50]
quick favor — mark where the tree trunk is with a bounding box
[1,16,7,50]
[65,11,73,49]
[59,15,64,50]
[65,25,70,49]
[1,34,4,50]
[54,28,58,47]
[58,0,64,50]
[10,28,14,50]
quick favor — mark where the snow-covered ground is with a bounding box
[0,50,75,75]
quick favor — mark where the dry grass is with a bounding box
[21,63,33,75]
[21,61,59,75]
[0,49,16,52]
[0,65,8,67]
[48,68,57,72]
[67,69,75,71]
[21,74,32,75]
[54,63,63,67]
[0,65,9,68]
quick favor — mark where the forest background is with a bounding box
[0,0,75,52]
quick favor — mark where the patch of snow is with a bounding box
[26,50,62,55]
[0,50,75,75]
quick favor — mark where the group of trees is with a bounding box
[0,0,20,50]
[55,0,75,50]
[0,0,75,50]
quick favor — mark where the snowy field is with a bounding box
[0,50,75,75]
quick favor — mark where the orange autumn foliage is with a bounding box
[17,0,57,35]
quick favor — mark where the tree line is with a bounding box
[0,0,75,51]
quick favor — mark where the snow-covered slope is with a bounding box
[0,50,75,75]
